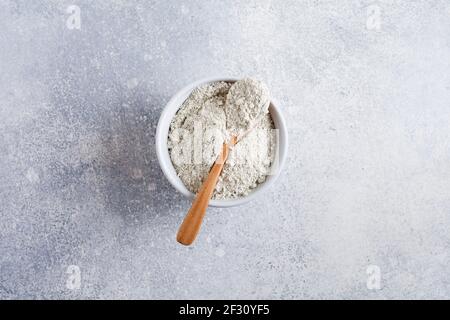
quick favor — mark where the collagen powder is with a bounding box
[168,80,276,199]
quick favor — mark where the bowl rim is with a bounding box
[155,76,288,207]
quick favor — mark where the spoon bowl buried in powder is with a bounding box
[224,78,271,140]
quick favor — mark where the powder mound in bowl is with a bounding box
[168,80,276,200]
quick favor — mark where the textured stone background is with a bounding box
[1,0,450,299]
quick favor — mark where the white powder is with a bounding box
[225,78,271,138]
[168,80,276,199]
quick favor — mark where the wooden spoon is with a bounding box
[176,136,237,245]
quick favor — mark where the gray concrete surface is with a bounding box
[1,0,450,299]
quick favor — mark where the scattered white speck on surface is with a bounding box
[215,247,226,257]
[147,183,156,192]
[126,78,139,89]
[131,168,143,180]
[25,168,40,184]
[181,5,189,15]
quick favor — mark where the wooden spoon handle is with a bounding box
[176,137,237,245]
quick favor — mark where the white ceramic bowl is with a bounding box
[155,77,288,207]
